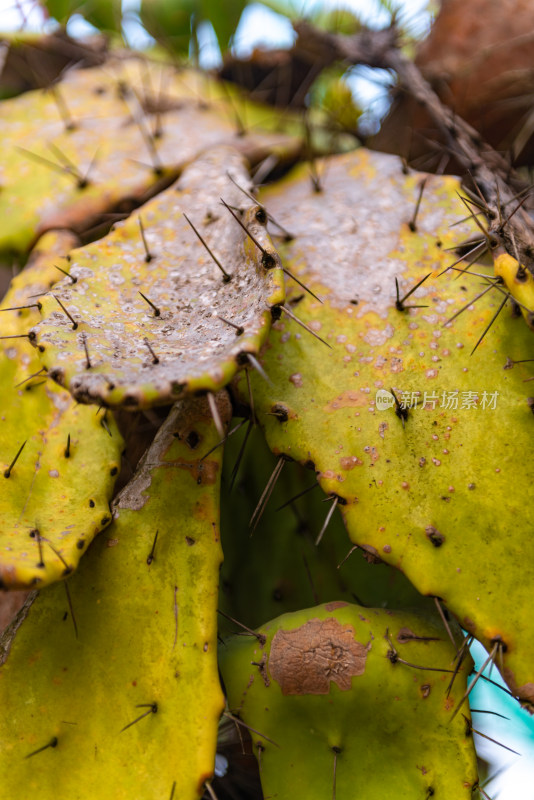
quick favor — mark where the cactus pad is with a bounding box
[220,423,432,633]
[0,393,229,799]
[493,251,534,330]
[2,230,79,313]
[32,146,285,409]
[0,230,122,589]
[0,57,299,255]
[235,148,534,706]
[220,602,478,799]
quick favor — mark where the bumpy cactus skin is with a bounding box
[32,146,285,409]
[235,148,534,705]
[0,230,122,589]
[220,602,478,799]
[0,394,228,799]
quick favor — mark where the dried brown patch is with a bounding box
[361,545,383,565]
[0,590,31,634]
[443,696,454,711]
[339,456,363,470]
[168,457,219,486]
[269,617,368,695]
[325,390,368,411]
[324,601,348,611]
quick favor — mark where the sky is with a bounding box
[0,1,533,798]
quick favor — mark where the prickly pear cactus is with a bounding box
[234,148,534,705]
[2,229,80,307]
[0,393,228,799]
[0,56,300,255]
[0,230,122,589]
[31,145,284,409]
[220,602,478,799]
[493,250,534,329]
[2,14,533,797]
[220,422,432,632]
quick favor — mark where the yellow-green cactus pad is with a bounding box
[0,393,228,799]
[2,230,79,315]
[0,230,122,589]
[0,56,300,255]
[493,251,534,330]
[220,423,431,633]
[235,148,534,706]
[220,602,478,799]
[32,146,285,409]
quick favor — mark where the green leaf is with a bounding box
[40,0,79,24]
[139,0,200,54]
[200,0,248,53]
[42,0,122,31]
[81,0,123,33]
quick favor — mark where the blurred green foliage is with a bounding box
[39,0,369,58]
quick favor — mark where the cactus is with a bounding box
[2,230,80,306]
[231,147,534,707]
[220,422,432,633]
[32,145,284,408]
[493,251,534,330]
[1,7,534,799]
[220,602,478,800]
[0,229,122,589]
[0,393,228,799]
[0,56,300,256]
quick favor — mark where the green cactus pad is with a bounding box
[32,146,285,409]
[220,602,478,799]
[220,422,432,633]
[234,148,534,706]
[0,230,122,589]
[0,393,228,799]
[0,56,300,255]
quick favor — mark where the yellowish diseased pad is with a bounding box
[236,149,534,705]
[0,393,228,800]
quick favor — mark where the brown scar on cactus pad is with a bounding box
[32,146,285,409]
[0,230,122,590]
[0,57,301,255]
[0,393,228,799]
[269,616,369,694]
[236,148,534,707]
